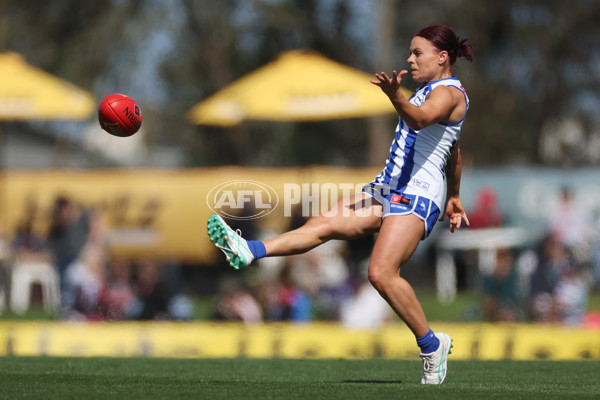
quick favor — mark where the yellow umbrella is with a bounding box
[0,52,95,239]
[0,52,95,120]
[187,50,411,126]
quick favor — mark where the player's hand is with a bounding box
[439,196,470,233]
[371,70,408,98]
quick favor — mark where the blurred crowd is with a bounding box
[212,238,394,328]
[213,187,600,328]
[211,210,393,328]
[462,187,600,326]
[7,195,193,321]
[2,187,600,329]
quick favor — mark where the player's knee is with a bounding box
[368,262,389,292]
[305,214,339,240]
[368,260,401,293]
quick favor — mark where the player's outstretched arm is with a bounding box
[371,70,456,130]
[439,144,469,232]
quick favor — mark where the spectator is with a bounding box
[99,259,136,320]
[480,248,521,322]
[256,206,352,321]
[553,264,589,325]
[340,260,393,329]
[311,241,352,319]
[127,259,193,321]
[46,196,90,294]
[12,198,47,256]
[213,276,263,324]
[468,187,504,229]
[61,210,108,319]
[530,234,574,296]
[547,187,593,262]
[266,263,311,322]
[276,241,352,320]
[128,259,172,320]
[11,198,53,263]
[451,187,504,291]
[529,233,579,323]
[9,200,54,313]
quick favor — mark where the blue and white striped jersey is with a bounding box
[371,76,469,209]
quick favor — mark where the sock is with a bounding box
[246,240,266,260]
[416,329,440,354]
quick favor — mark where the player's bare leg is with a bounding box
[263,192,382,256]
[207,193,381,269]
[367,214,453,384]
[367,214,429,336]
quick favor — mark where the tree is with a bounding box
[2,0,599,167]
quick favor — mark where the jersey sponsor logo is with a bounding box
[413,178,430,191]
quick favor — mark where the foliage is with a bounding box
[2,0,600,167]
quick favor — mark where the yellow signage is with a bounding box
[0,167,380,264]
[1,322,598,360]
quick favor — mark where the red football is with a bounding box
[98,94,142,137]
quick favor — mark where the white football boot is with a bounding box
[420,332,453,384]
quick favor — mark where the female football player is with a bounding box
[208,24,473,384]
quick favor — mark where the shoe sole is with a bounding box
[206,215,248,270]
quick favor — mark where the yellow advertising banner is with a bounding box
[0,167,380,264]
[1,321,599,360]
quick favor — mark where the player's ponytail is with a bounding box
[457,37,473,63]
[416,25,473,65]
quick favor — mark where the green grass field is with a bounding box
[1,357,598,400]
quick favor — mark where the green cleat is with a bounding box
[207,214,254,270]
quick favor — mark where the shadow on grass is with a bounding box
[341,380,402,384]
